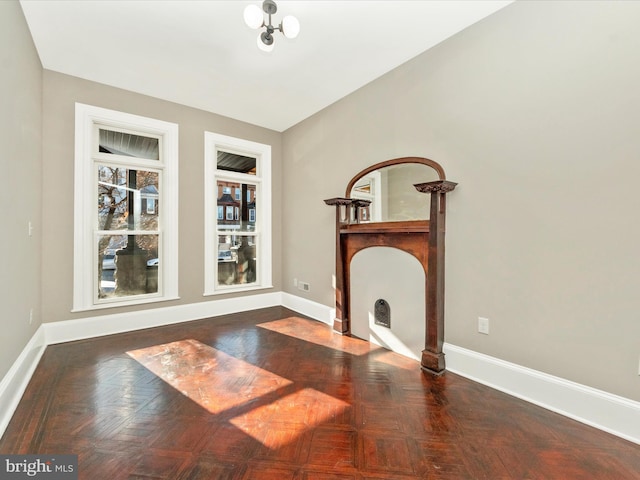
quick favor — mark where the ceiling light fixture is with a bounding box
[243,0,300,52]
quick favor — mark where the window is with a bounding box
[73,103,178,311]
[204,132,272,294]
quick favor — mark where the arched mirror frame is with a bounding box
[325,157,457,375]
[345,156,446,196]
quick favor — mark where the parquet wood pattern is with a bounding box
[1,307,638,479]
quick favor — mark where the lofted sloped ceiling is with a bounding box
[20,0,513,132]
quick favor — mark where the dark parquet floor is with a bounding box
[1,307,638,479]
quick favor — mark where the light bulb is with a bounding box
[243,4,263,29]
[281,15,300,39]
[257,33,274,52]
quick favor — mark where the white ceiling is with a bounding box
[20,0,513,132]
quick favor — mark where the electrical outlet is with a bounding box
[29,308,33,324]
[298,281,310,292]
[478,317,489,335]
[293,278,298,287]
[28,221,34,237]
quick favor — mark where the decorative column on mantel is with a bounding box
[323,197,372,333]
[413,180,458,374]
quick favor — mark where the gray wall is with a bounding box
[0,2,43,380]
[41,71,282,324]
[282,0,640,401]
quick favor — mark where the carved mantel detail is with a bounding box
[325,158,457,375]
[324,197,355,206]
[414,180,458,194]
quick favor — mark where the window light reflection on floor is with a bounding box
[258,317,381,356]
[127,338,350,450]
[127,339,292,415]
[230,388,350,449]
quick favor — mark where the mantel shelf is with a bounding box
[340,220,430,234]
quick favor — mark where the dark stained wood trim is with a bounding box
[327,158,457,375]
[324,198,351,333]
[343,228,430,275]
[421,186,448,373]
[340,220,429,235]
[345,156,446,197]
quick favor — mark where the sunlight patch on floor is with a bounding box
[127,339,292,414]
[371,348,419,370]
[258,317,382,356]
[229,387,350,449]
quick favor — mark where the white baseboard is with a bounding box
[443,343,640,445]
[45,292,282,344]
[281,292,335,325]
[0,325,47,438]
[2,293,638,445]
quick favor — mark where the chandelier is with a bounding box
[243,0,300,52]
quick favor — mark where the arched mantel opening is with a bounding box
[350,247,426,361]
[324,157,457,375]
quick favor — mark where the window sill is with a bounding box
[203,284,274,297]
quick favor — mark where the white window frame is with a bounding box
[73,103,179,311]
[204,132,272,295]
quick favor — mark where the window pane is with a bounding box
[217,235,257,286]
[216,180,256,232]
[99,129,159,160]
[217,151,256,175]
[98,167,159,231]
[98,234,159,299]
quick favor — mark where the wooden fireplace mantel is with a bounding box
[325,169,457,375]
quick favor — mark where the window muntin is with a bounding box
[97,167,159,231]
[96,166,161,302]
[204,132,271,295]
[74,104,178,311]
[217,174,258,287]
